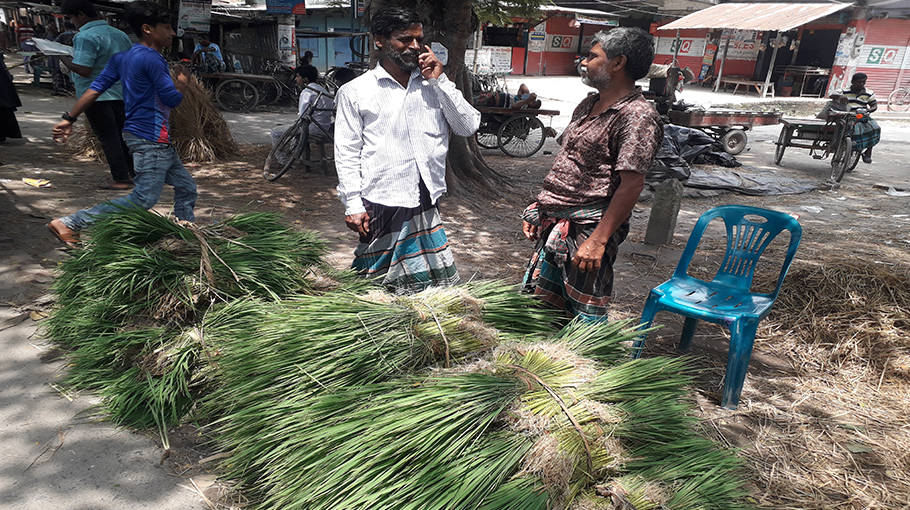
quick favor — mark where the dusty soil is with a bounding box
[3,81,910,508]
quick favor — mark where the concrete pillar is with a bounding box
[644,178,684,245]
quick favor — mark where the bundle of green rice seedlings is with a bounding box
[46,207,330,341]
[61,326,202,448]
[198,283,555,492]
[221,319,753,510]
[42,208,338,443]
[169,72,238,162]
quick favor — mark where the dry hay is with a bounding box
[712,261,910,509]
[169,72,238,162]
[760,261,910,380]
[66,73,238,163]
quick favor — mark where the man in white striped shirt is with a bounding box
[334,7,480,294]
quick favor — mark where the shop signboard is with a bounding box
[177,0,211,37]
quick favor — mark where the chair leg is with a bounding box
[631,294,661,359]
[720,318,759,409]
[678,317,698,351]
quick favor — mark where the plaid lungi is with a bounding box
[851,117,880,151]
[353,181,459,294]
[521,202,628,320]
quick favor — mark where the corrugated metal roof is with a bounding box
[659,2,853,32]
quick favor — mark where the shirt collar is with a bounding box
[374,61,422,87]
[80,20,107,31]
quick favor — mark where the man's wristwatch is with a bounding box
[61,112,77,123]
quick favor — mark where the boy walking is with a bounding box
[48,1,196,247]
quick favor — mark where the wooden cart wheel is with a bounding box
[476,132,499,149]
[830,135,852,183]
[216,79,260,112]
[774,126,790,165]
[720,129,748,155]
[497,115,545,158]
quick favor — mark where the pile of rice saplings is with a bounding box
[43,206,756,510]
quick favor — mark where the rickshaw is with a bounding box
[774,111,864,183]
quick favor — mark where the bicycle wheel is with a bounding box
[888,88,910,112]
[216,79,260,112]
[263,119,309,181]
[257,82,282,106]
[774,126,790,165]
[830,135,851,183]
[498,115,545,158]
[846,149,861,173]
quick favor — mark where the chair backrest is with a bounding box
[673,205,802,299]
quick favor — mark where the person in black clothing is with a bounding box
[0,52,23,144]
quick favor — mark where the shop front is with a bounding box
[655,2,852,98]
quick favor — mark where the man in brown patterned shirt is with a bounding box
[521,27,663,320]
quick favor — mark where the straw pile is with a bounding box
[168,72,238,162]
[66,72,237,163]
[763,261,910,379]
[664,260,910,509]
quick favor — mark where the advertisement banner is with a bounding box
[656,37,706,57]
[266,0,305,15]
[465,47,512,73]
[177,0,211,37]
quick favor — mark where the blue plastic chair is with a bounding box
[632,205,802,409]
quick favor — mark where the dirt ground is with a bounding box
[3,78,910,508]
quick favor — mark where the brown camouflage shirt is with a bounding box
[537,90,662,213]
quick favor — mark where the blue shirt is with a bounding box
[71,19,132,100]
[193,42,224,63]
[90,44,184,143]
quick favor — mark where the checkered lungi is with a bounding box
[352,181,459,294]
[521,201,628,320]
[851,116,880,151]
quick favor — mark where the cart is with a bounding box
[474,107,560,158]
[774,112,863,183]
[668,109,782,155]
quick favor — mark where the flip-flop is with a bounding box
[47,220,80,248]
[862,155,872,164]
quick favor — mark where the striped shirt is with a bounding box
[334,64,481,216]
[837,87,877,112]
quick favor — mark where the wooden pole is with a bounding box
[761,33,782,98]
[713,31,731,92]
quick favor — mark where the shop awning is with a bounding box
[658,2,853,32]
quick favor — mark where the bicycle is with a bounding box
[262,84,335,181]
[322,62,368,95]
[256,59,301,106]
[888,87,910,112]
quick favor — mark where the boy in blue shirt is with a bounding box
[48,1,197,248]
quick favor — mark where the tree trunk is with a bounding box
[365,0,507,196]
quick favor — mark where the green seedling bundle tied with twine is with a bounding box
[42,207,756,510]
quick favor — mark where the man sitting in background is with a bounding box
[193,33,224,72]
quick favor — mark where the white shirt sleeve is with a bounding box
[428,73,481,137]
[333,85,367,216]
